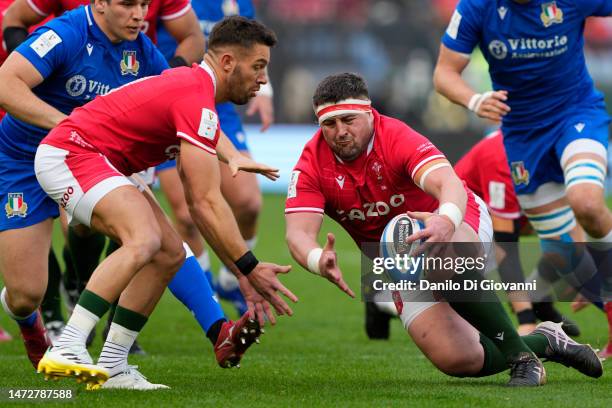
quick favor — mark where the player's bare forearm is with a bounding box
[433,44,474,108]
[189,191,249,273]
[0,54,66,129]
[285,213,324,271]
[215,131,238,164]
[164,11,205,64]
[421,166,467,214]
[179,141,249,276]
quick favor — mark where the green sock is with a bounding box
[68,227,107,289]
[444,270,532,359]
[475,332,551,377]
[41,249,64,324]
[113,305,148,332]
[475,334,508,377]
[521,333,549,356]
[78,289,111,318]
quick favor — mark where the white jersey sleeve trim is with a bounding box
[177,131,216,155]
[410,154,446,179]
[418,162,451,190]
[285,207,325,214]
[160,3,192,20]
[27,0,49,17]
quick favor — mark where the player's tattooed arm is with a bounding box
[0,52,66,129]
[433,44,510,122]
[285,213,355,297]
[163,9,205,65]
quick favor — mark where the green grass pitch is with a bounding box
[0,193,610,407]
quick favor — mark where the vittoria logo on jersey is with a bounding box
[540,2,563,27]
[120,50,140,76]
[511,162,530,186]
[5,193,28,218]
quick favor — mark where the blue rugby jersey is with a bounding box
[442,0,612,128]
[156,0,255,60]
[0,5,169,158]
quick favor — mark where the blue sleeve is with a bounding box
[15,18,82,79]
[581,0,612,17]
[441,0,482,55]
[148,44,170,75]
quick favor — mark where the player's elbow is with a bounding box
[432,65,446,95]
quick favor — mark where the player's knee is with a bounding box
[123,233,163,266]
[233,194,262,226]
[568,195,606,232]
[7,287,44,316]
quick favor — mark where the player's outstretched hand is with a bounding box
[319,233,355,298]
[247,262,298,317]
[228,155,280,181]
[246,94,274,132]
[238,276,276,326]
[473,90,510,123]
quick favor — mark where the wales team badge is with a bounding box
[511,162,530,186]
[120,50,140,76]
[540,2,563,27]
[5,193,28,218]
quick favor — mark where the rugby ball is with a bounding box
[380,214,425,281]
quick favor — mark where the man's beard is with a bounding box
[332,140,362,161]
[228,67,250,105]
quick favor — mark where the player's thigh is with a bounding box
[156,164,191,221]
[0,219,53,298]
[137,178,185,264]
[35,144,161,246]
[407,302,482,374]
[219,152,262,211]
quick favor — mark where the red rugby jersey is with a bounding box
[286,110,480,246]
[43,63,219,175]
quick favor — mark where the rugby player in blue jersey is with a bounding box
[434,0,612,358]
[0,2,269,387]
[154,0,274,317]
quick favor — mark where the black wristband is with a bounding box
[235,250,259,276]
[3,27,29,54]
[168,55,188,68]
[517,309,537,325]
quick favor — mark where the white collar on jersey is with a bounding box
[85,5,93,26]
[334,132,375,164]
[199,61,217,95]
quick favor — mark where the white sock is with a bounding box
[587,228,612,250]
[54,305,99,348]
[97,323,138,377]
[219,237,257,291]
[197,250,211,271]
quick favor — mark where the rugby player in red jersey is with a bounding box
[284,73,602,386]
[33,16,297,389]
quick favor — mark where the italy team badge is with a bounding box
[511,162,530,186]
[5,193,28,218]
[540,2,563,27]
[120,50,140,76]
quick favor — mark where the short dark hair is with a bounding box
[208,16,277,51]
[312,73,370,107]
